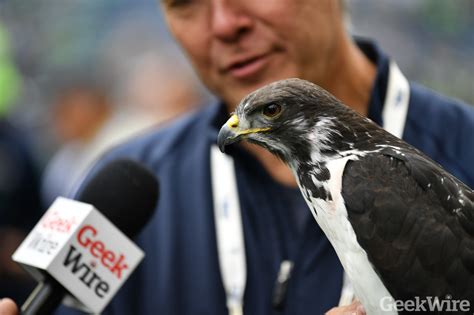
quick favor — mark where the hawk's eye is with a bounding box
[262,103,282,119]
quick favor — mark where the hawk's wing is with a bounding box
[341,147,474,302]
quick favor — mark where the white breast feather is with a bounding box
[297,156,397,315]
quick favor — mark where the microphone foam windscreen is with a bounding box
[77,159,159,238]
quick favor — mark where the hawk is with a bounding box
[217,78,474,314]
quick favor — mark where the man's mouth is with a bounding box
[225,53,271,79]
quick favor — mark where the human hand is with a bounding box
[0,298,18,315]
[325,300,366,315]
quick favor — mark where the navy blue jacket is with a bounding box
[57,41,474,315]
[0,120,42,303]
[0,120,41,229]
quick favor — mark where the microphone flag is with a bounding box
[13,197,144,313]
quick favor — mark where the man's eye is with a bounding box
[262,103,282,119]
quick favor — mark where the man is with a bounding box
[2,1,474,314]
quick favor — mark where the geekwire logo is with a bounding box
[27,232,59,255]
[61,224,130,298]
[380,296,470,312]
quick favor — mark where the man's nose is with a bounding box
[210,0,253,43]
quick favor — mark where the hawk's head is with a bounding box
[217,78,365,166]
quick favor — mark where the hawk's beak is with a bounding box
[218,114,272,152]
[218,114,242,152]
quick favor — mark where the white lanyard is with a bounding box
[211,61,411,311]
[382,61,410,139]
[211,145,246,315]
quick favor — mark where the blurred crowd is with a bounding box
[0,9,210,302]
[0,0,472,306]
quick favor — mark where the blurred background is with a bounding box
[0,0,472,167]
[0,0,473,304]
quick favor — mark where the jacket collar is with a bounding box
[357,38,391,125]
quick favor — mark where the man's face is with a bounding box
[162,0,344,109]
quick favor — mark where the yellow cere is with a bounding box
[227,114,239,128]
[226,114,271,135]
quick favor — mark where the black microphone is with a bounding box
[15,159,159,315]
[78,159,159,238]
